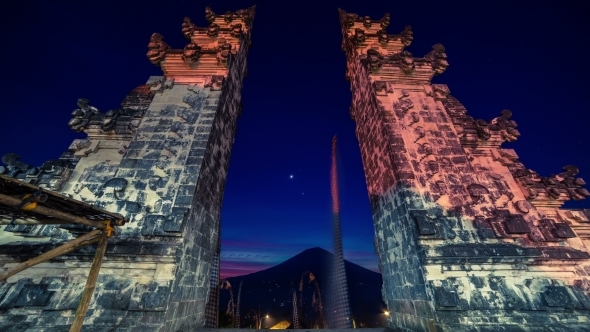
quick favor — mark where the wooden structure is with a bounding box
[0,174,126,332]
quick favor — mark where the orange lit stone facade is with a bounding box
[340,8,590,331]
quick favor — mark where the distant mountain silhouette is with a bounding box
[220,247,386,328]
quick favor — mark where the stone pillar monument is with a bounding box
[339,8,590,331]
[0,6,254,331]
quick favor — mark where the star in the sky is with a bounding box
[289,175,293,179]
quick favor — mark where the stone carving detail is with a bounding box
[432,84,450,99]
[467,183,489,203]
[68,87,152,135]
[510,164,589,203]
[1,153,76,190]
[399,50,414,74]
[393,98,414,115]
[68,98,101,132]
[366,49,383,72]
[434,286,460,307]
[424,44,449,75]
[205,6,216,23]
[400,25,413,46]
[0,5,258,330]
[224,11,234,23]
[504,214,531,234]
[380,13,390,28]
[207,23,220,37]
[413,126,426,142]
[181,17,195,39]
[410,210,456,239]
[339,9,590,332]
[205,76,225,91]
[515,200,532,213]
[417,143,433,161]
[146,33,169,65]
[343,13,358,28]
[235,8,251,23]
[353,28,366,45]
[490,110,520,142]
[1,153,30,171]
[409,112,420,125]
[453,109,520,147]
[373,81,391,95]
[363,16,372,28]
[231,23,243,37]
[148,77,175,93]
[103,177,128,200]
[216,40,233,65]
[426,160,439,177]
[377,29,389,43]
[538,219,577,241]
[182,43,201,63]
[69,139,91,152]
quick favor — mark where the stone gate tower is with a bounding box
[339,9,590,331]
[0,6,254,331]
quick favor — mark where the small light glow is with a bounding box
[266,315,269,318]
[289,175,293,179]
[384,311,390,316]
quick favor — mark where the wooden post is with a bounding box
[0,193,108,229]
[0,229,102,281]
[69,231,109,332]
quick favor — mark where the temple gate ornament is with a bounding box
[339,8,590,331]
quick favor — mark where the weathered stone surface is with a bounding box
[0,5,254,331]
[340,8,590,331]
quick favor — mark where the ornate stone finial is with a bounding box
[68,98,101,132]
[1,153,29,170]
[146,33,169,65]
[380,13,390,29]
[207,23,220,37]
[236,8,253,24]
[77,98,90,109]
[231,23,243,38]
[399,50,414,74]
[224,11,234,23]
[424,43,449,75]
[216,40,232,65]
[377,29,389,43]
[563,165,580,177]
[353,28,366,45]
[490,109,520,142]
[400,25,413,46]
[366,49,383,72]
[182,43,201,63]
[181,17,195,40]
[345,13,358,28]
[363,16,372,28]
[205,6,216,23]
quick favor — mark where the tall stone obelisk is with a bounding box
[326,135,353,328]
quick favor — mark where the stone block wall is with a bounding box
[339,9,590,332]
[0,6,254,331]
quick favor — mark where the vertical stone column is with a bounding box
[339,9,590,332]
[326,136,353,328]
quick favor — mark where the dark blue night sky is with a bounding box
[1,0,589,277]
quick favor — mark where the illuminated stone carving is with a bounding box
[339,8,590,331]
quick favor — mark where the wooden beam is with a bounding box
[0,193,107,229]
[69,232,109,332]
[0,229,103,281]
